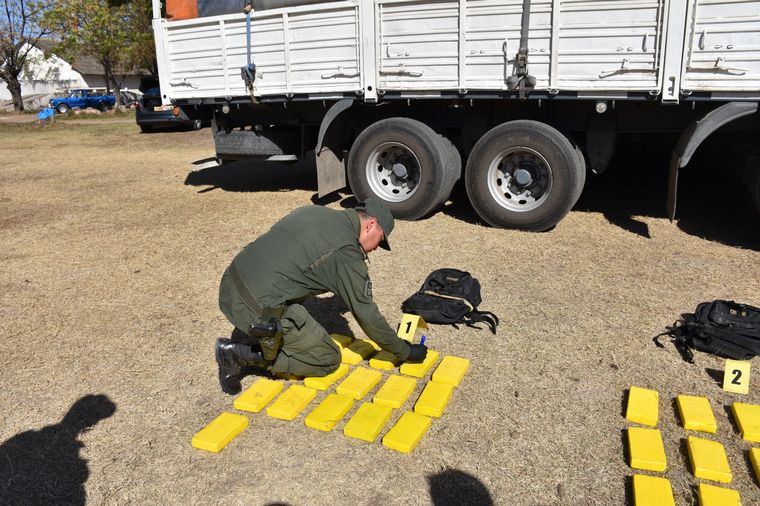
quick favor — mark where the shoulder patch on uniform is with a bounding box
[364,279,373,298]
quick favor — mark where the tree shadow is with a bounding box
[0,394,117,505]
[184,155,317,194]
[428,468,494,506]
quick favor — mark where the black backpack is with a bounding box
[401,268,499,333]
[655,300,760,363]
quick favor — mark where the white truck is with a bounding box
[152,0,760,230]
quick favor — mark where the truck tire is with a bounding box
[465,120,584,231]
[56,103,69,114]
[347,118,459,220]
[98,102,109,112]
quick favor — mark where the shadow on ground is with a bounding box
[442,133,760,250]
[184,155,317,193]
[574,133,760,250]
[0,394,116,505]
[428,468,494,506]
[187,136,759,250]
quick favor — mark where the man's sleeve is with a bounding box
[309,249,410,360]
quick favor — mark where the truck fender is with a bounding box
[315,99,355,198]
[667,101,758,220]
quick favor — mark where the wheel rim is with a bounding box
[486,146,552,212]
[365,142,421,202]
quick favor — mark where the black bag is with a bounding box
[401,268,499,333]
[656,300,760,363]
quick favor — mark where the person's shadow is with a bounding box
[0,394,117,505]
[429,468,495,505]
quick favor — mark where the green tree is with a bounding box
[0,0,50,112]
[43,0,153,108]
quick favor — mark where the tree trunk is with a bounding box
[7,78,25,112]
[102,66,122,111]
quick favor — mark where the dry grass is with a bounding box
[0,117,759,505]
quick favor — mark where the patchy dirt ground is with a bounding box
[1,118,759,505]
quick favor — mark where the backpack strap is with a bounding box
[463,310,499,334]
[652,321,695,363]
[422,290,475,312]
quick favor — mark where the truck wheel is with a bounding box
[98,102,109,112]
[56,104,69,114]
[347,118,459,220]
[465,120,584,231]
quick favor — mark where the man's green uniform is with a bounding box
[219,205,411,377]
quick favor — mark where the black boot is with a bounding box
[215,338,269,395]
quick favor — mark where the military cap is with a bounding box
[356,198,394,250]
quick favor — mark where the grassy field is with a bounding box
[0,117,759,505]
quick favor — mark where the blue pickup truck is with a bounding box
[50,89,116,114]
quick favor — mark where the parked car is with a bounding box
[135,77,205,133]
[50,89,115,114]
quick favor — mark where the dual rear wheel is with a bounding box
[347,118,585,231]
[348,118,460,220]
[465,120,585,231]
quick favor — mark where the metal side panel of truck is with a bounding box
[151,0,760,230]
[155,0,760,99]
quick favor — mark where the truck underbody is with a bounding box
[155,0,760,229]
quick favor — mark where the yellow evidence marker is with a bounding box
[304,363,350,391]
[331,333,353,348]
[304,393,355,432]
[414,381,455,418]
[374,375,417,409]
[266,384,317,421]
[687,436,732,483]
[750,447,760,484]
[382,411,432,453]
[627,427,667,472]
[723,359,751,395]
[730,401,760,443]
[336,367,383,400]
[343,401,393,442]
[625,386,659,426]
[676,395,717,433]
[432,356,470,387]
[697,483,741,506]
[341,340,377,365]
[400,350,441,378]
[397,313,428,342]
[233,378,284,413]
[369,350,399,371]
[631,475,675,506]
[191,412,248,453]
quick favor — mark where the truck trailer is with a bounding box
[152,0,760,230]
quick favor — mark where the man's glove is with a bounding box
[406,344,428,363]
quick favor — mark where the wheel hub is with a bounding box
[392,161,409,179]
[513,167,533,186]
[365,142,420,202]
[487,147,552,212]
